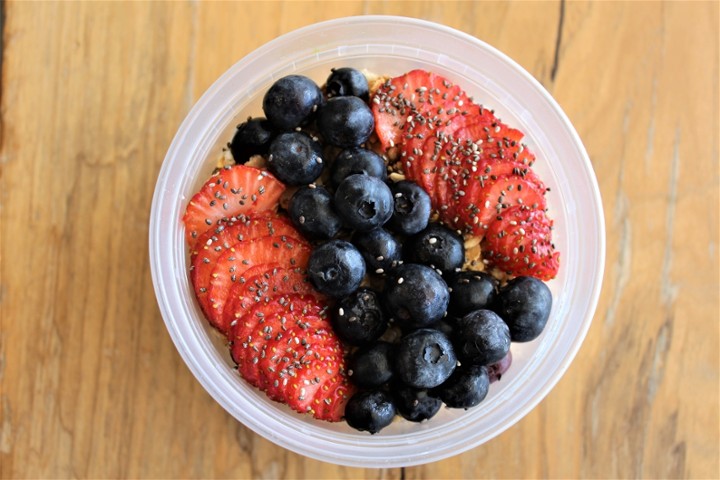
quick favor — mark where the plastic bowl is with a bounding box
[149,15,605,468]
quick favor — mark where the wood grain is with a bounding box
[1,1,717,478]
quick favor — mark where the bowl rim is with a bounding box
[149,14,606,467]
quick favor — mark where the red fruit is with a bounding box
[454,174,547,237]
[228,293,354,421]
[190,214,299,321]
[452,119,536,167]
[372,70,470,151]
[182,165,286,247]
[206,235,312,332]
[229,294,326,392]
[482,206,560,280]
[312,375,355,422]
[401,114,468,198]
[223,266,320,335]
[271,328,343,413]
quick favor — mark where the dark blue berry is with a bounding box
[288,186,342,240]
[454,309,511,366]
[407,223,465,274]
[383,264,450,329]
[229,117,275,164]
[392,383,442,422]
[348,342,395,388]
[447,271,498,316]
[326,67,369,101]
[352,228,402,274]
[488,350,513,383]
[262,75,322,131]
[331,287,387,346]
[495,276,552,342]
[307,240,365,298]
[345,390,396,434]
[317,96,374,148]
[334,174,393,231]
[395,328,457,389]
[388,181,431,235]
[330,147,387,187]
[267,132,323,185]
[431,364,490,409]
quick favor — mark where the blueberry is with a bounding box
[267,132,323,185]
[331,287,387,346]
[345,390,396,434]
[262,75,322,131]
[326,67,369,101]
[454,309,511,366]
[288,186,342,240]
[330,147,387,187]
[352,228,402,274]
[395,328,457,389]
[488,350,513,383]
[229,117,275,164]
[431,364,490,409]
[407,223,465,274]
[334,174,393,231]
[307,240,365,298]
[383,264,450,329]
[317,96,374,148]
[348,342,395,388]
[447,271,498,316]
[495,276,552,342]
[388,181,432,235]
[392,383,442,422]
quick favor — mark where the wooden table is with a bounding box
[2,1,718,478]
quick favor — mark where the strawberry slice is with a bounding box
[190,214,299,321]
[401,114,467,198]
[452,119,536,167]
[481,205,560,280]
[229,292,354,421]
[373,70,471,151]
[290,341,345,417]
[266,324,340,410]
[223,266,321,332]
[206,235,312,332]
[229,294,326,391]
[454,174,547,237]
[312,375,355,422]
[182,165,285,247]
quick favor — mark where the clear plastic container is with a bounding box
[149,16,605,468]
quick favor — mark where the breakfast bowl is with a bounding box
[149,15,605,467]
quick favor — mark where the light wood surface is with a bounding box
[1,1,718,478]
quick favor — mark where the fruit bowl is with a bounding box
[149,15,605,467]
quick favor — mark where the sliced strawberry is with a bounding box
[482,205,560,280]
[190,214,298,320]
[372,70,471,151]
[230,292,355,419]
[401,114,468,199]
[182,165,286,247]
[229,298,287,389]
[222,266,321,332]
[271,328,342,413]
[454,174,547,237]
[312,375,355,422]
[452,119,536,167]
[206,235,312,333]
[229,294,326,391]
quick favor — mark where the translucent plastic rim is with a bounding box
[149,15,605,468]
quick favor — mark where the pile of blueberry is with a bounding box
[228,67,553,434]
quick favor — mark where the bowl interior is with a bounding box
[150,16,604,468]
